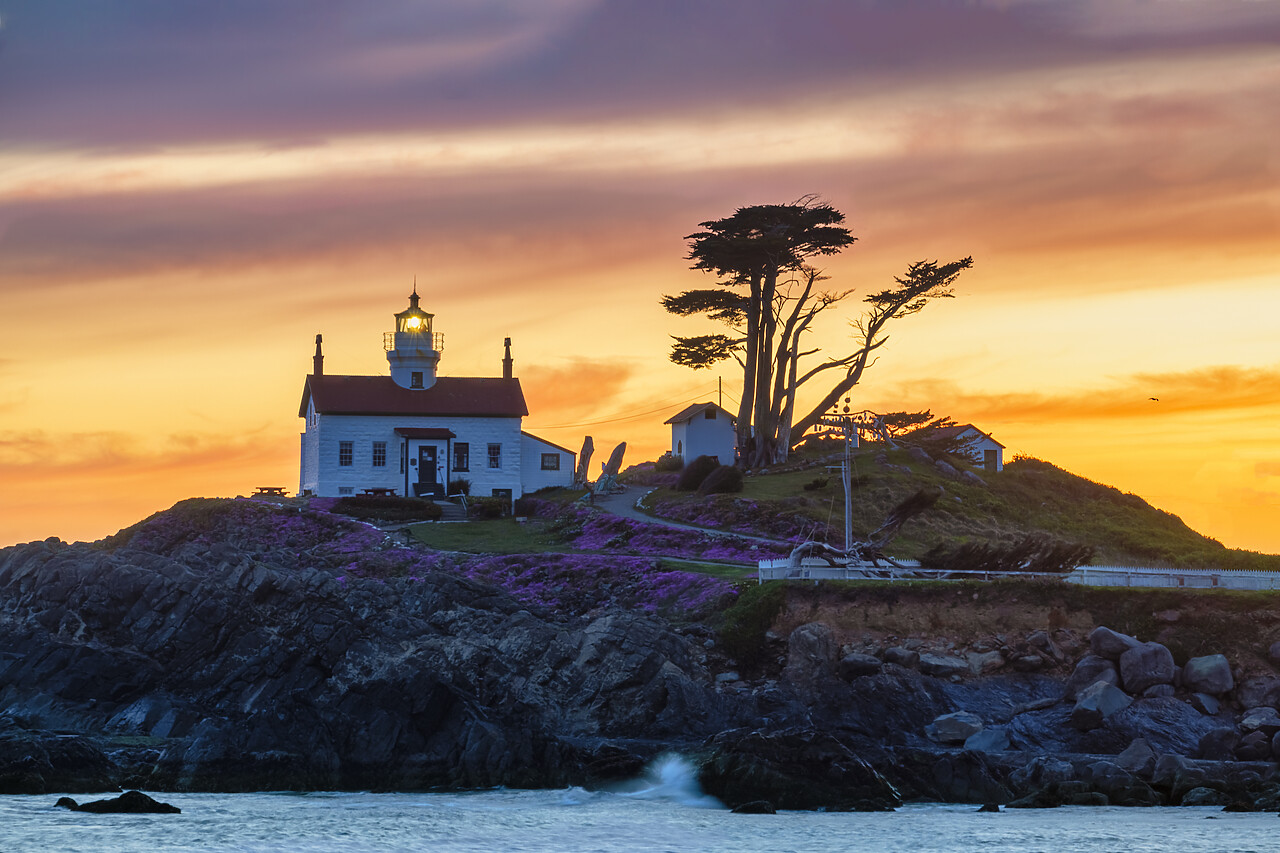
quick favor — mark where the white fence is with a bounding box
[1067,565,1280,591]
[756,559,1280,591]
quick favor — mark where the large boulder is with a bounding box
[967,651,1005,675]
[1063,655,1119,699]
[918,653,970,679]
[1116,738,1157,777]
[1089,626,1142,661]
[964,728,1011,752]
[1118,642,1175,694]
[1235,676,1280,709]
[783,623,837,688]
[1069,681,1132,731]
[1234,731,1271,761]
[1196,728,1240,761]
[1181,655,1233,695]
[1239,706,1280,736]
[838,653,883,681]
[697,728,900,811]
[926,711,984,745]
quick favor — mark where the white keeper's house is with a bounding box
[298,288,575,503]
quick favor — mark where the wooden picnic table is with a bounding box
[254,486,288,497]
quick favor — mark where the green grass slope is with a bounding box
[643,449,1279,571]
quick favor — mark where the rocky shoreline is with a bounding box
[4,501,1280,811]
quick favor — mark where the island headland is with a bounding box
[4,454,1280,812]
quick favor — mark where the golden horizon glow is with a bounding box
[2,2,1277,553]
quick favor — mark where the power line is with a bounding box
[532,385,720,429]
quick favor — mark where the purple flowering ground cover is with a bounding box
[551,505,786,564]
[647,494,831,543]
[106,498,739,620]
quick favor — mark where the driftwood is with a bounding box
[600,442,626,478]
[790,487,941,567]
[574,436,594,487]
[578,441,627,502]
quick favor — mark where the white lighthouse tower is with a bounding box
[385,287,443,389]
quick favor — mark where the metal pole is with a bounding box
[843,420,853,552]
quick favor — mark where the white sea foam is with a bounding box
[619,753,725,809]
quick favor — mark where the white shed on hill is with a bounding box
[665,402,736,465]
[928,423,1005,472]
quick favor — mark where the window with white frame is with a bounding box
[372,441,387,467]
[540,453,560,470]
[338,441,353,466]
[487,443,501,469]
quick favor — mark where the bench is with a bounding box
[253,487,288,497]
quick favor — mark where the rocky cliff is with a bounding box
[3,498,1280,811]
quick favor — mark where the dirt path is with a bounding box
[592,485,791,548]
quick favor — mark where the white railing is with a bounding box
[1067,565,1280,591]
[755,559,1280,590]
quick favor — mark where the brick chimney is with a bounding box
[502,337,513,380]
[313,334,324,376]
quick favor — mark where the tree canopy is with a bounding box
[663,197,972,467]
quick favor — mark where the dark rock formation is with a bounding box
[698,728,900,811]
[56,790,180,813]
[0,513,741,793]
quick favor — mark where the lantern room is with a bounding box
[385,286,444,390]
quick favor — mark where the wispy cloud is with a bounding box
[520,358,637,421]
[875,364,1280,423]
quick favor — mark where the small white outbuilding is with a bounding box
[927,423,1005,472]
[664,402,737,466]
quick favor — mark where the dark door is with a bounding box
[418,446,440,496]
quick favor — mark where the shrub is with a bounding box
[698,465,744,495]
[675,455,721,492]
[512,496,539,516]
[717,582,787,671]
[469,496,508,519]
[803,476,829,491]
[448,478,472,496]
[654,453,684,472]
[331,495,443,522]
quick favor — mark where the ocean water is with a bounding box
[5,757,1277,853]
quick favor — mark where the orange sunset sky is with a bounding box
[1,0,1278,552]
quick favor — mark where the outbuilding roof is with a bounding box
[664,401,736,425]
[300,374,528,419]
[922,423,1005,448]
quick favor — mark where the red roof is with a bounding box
[395,428,456,439]
[300,375,528,418]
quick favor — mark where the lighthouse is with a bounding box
[385,287,442,390]
[298,285,576,504]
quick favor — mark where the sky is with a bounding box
[1,0,1277,552]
